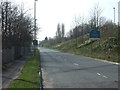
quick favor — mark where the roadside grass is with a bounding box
[8,50,40,88]
[44,26,119,63]
[50,42,109,61]
[51,39,119,63]
[50,29,119,63]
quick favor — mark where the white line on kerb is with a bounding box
[74,63,79,66]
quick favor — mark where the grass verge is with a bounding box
[8,50,40,88]
[50,38,119,63]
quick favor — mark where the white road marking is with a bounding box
[74,63,79,66]
[103,75,108,78]
[97,73,101,75]
[97,73,108,78]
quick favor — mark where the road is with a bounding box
[39,47,118,88]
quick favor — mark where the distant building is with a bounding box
[118,1,120,25]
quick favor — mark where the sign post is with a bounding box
[90,29,100,40]
[33,40,38,55]
[90,29,100,54]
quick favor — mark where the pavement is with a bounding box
[2,53,32,89]
[39,47,119,88]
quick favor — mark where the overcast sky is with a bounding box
[9,0,119,41]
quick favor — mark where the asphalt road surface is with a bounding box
[39,47,118,88]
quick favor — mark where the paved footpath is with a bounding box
[2,53,32,89]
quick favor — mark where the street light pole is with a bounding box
[113,7,115,25]
[33,0,37,54]
[34,0,37,40]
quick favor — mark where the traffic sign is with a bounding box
[33,40,38,45]
[90,29,100,40]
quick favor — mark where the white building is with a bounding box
[118,1,120,25]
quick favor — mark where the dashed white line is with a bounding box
[103,75,108,78]
[74,63,79,66]
[97,73,108,78]
[97,73,101,75]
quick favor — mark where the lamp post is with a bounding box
[113,7,115,25]
[34,0,37,40]
[33,0,38,54]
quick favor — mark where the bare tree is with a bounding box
[2,1,34,49]
[80,15,85,43]
[72,15,80,46]
[99,16,106,27]
[56,23,62,43]
[61,23,65,39]
[89,3,103,29]
[72,14,86,46]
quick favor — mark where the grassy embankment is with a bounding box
[8,50,40,88]
[46,26,119,63]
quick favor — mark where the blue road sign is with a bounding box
[90,29,100,40]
